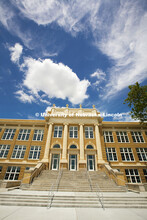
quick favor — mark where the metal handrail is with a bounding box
[95,183,104,210]
[87,171,104,210]
[86,171,93,191]
[47,183,54,209]
[47,168,63,209]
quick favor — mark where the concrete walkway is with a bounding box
[0,206,147,220]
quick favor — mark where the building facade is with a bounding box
[0,105,147,188]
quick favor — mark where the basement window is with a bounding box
[125,169,141,183]
[4,166,20,180]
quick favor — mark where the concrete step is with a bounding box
[0,193,147,208]
[22,170,127,192]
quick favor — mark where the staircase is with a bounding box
[0,191,147,208]
[22,170,126,192]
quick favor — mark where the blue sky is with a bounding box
[0,0,147,121]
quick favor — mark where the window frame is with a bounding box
[105,147,118,161]
[4,166,21,181]
[11,145,26,159]
[131,131,144,143]
[120,148,135,162]
[53,126,63,138]
[125,169,141,183]
[116,131,129,143]
[69,126,78,138]
[28,146,41,160]
[33,129,44,141]
[0,145,10,158]
[103,131,114,143]
[17,129,31,141]
[2,129,16,140]
[85,126,94,139]
[136,148,147,161]
[143,169,147,182]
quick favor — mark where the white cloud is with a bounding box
[112,113,139,122]
[0,3,14,30]
[90,69,106,86]
[19,57,90,104]
[95,1,147,98]
[12,0,101,35]
[12,0,147,98]
[9,43,23,63]
[1,0,147,100]
[15,90,35,103]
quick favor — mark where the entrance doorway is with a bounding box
[69,155,77,171]
[51,154,60,170]
[87,155,95,171]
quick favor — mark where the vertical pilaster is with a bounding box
[62,123,68,160]
[79,123,86,169]
[60,123,68,168]
[79,124,84,160]
[42,123,53,163]
[95,124,105,164]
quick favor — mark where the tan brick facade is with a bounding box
[0,106,146,186]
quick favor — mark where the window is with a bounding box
[11,145,26,159]
[143,169,147,181]
[125,169,141,183]
[106,148,117,161]
[2,129,16,140]
[70,145,77,149]
[85,127,94,138]
[120,148,134,161]
[0,166,2,172]
[53,144,60,148]
[0,145,10,158]
[131,131,144,143]
[54,126,62,138]
[103,131,114,142]
[116,131,129,143]
[33,129,44,141]
[136,148,147,161]
[87,145,93,149]
[4,166,20,180]
[69,126,78,138]
[17,129,31,141]
[28,146,41,159]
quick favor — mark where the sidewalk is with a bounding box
[0,206,147,220]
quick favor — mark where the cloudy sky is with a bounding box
[0,0,147,121]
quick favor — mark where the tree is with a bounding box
[124,82,147,123]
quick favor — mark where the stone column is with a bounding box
[62,123,68,160]
[95,124,105,164]
[79,123,86,169]
[42,123,53,164]
[60,123,68,168]
[79,124,84,160]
